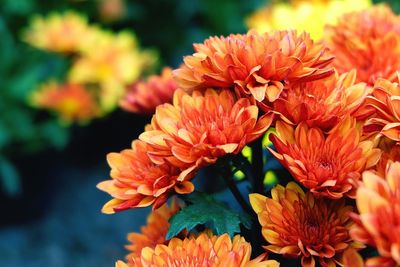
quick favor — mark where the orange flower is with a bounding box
[125,199,182,264]
[173,30,334,109]
[370,136,400,176]
[23,11,92,53]
[30,81,98,123]
[364,77,400,142]
[140,89,273,181]
[120,67,177,114]
[97,140,194,213]
[269,117,381,198]
[117,232,279,267]
[250,182,361,267]
[325,5,400,85]
[273,70,369,131]
[350,161,400,267]
[98,0,126,22]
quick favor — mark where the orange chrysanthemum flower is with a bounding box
[173,30,334,110]
[30,82,98,123]
[273,70,368,131]
[97,140,194,213]
[376,143,400,176]
[140,89,273,180]
[125,199,182,264]
[23,11,91,53]
[269,118,381,198]
[120,67,177,114]
[364,77,400,142]
[116,232,279,267]
[350,161,400,267]
[325,5,400,85]
[250,182,361,267]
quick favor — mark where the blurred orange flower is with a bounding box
[325,5,400,85]
[23,11,91,53]
[350,161,400,267]
[140,89,274,181]
[97,140,194,213]
[269,118,381,199]
[125,199,182,264]
[30,82,98,123]
[250,182,361,267]
[174,30,334,110]
[273,70,369,131]
[98,0,126,22]
[364,77,400,142]
[120,67,177,114]
[117,233,279,267]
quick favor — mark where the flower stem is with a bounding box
[220,167,254,216]
[250,138,264,194]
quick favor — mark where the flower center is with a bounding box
[318,160,332,170]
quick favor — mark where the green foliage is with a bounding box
[167,192,252,240]
[374,0,400,13]
[0,3,71,195]
[0,156,21,197]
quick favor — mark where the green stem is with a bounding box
[220,164,254,216]
[250,138,264,194]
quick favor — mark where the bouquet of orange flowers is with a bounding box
[98,3,400,267]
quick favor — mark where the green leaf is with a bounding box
[39,120,69,150]
[167,192,251,239]
[0,156,21,197]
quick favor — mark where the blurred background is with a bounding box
[0,0,398,266]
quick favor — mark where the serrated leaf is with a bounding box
[167,192,251,239]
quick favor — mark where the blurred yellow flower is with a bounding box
[23,11,92,53]
[30,81,99,124]
[246,0,372,40]
[68,30,156,112]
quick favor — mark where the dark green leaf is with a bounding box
[167,192,251,239]
[0,156,21,197]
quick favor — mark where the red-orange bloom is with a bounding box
[273,70,369,131]
[250,182,362,267]
[364,77,400,142]
[120,67,177,114]
[97,140,194,213]
[125,200,182,264]
[30,82,98,123]
[269,118,381,199]
[350,161,400,267]
[140,89,273,180]
[325,5,400,85]
[117,232,279,267]
[174,30,334,110]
